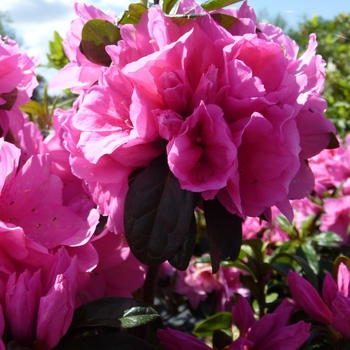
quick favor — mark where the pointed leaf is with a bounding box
[162,0,180,14]
[54,333,156,350]
[210,13,238,29]
[20,100,46,119]
[168,213,197,270]
[201,0,242,12]
[193,312,232,337]
[326,132,339,149]
[204,197,242,273]
[119,306,159,328]
[118,3,148,25]
[70,297,158,330]
[80,19,121,66]
[124,154,195,266]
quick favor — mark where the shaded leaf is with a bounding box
[210,13,238,29]
[201,0,242,12]
[124,154,195,266]
[326,132,339,149]
[118,3,148,25]
[54,333,156,350]
[204,197,242,273]
[193,312,232,337]
[212,329,232,350]
[168,213,197,270]
[70,297,158,330]
[271,252,318,289]
[0,88,17,111]
[80,19,121,66]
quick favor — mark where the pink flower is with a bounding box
[5,270,42,346]
[0,36,38,138]
[50,3,116,93]
[58,0,335,237]
[36,254,78,349]
[79,231,147,303]
[288,267,350,339]
[158,328,211,350]
[231,296,310,350]
[288,270,333,324]
[320,197,350,245]
[167,102,237,193]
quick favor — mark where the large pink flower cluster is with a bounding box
[55,0,335,236]
[0,37,147,348]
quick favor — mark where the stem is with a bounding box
[143,264,160,307]
[135,264,160,340]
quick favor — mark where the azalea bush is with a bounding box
[0,0,349,349]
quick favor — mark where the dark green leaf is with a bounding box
[204,197,242,273]
[212,329,232,350]
[193,312,232,337]
[124,153,195,266]
[80,19,121,66]
[168,213,197,270]
[0,88,17,110]
[118,3,148,25]
[210,13,238,29]
[201,0,242,12]
[326,132,339,149]
[70,297,158,330]
[119,306,159,328]
[54,333,156,350]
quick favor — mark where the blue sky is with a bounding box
[2,0,349,80]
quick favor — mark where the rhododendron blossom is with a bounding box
[57,0,335,238]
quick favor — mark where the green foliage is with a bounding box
[46,31,69,70]
[289,13,350,137]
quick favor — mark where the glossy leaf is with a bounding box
[70,297,158,330]
[193,312,232,337]
[54,333,156,350]
[124,154,195,266]
[0,88,17,110]
[204,197,242,273]
[201,0,242,12]
[118,3,148,25]
[80,19,121,66]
